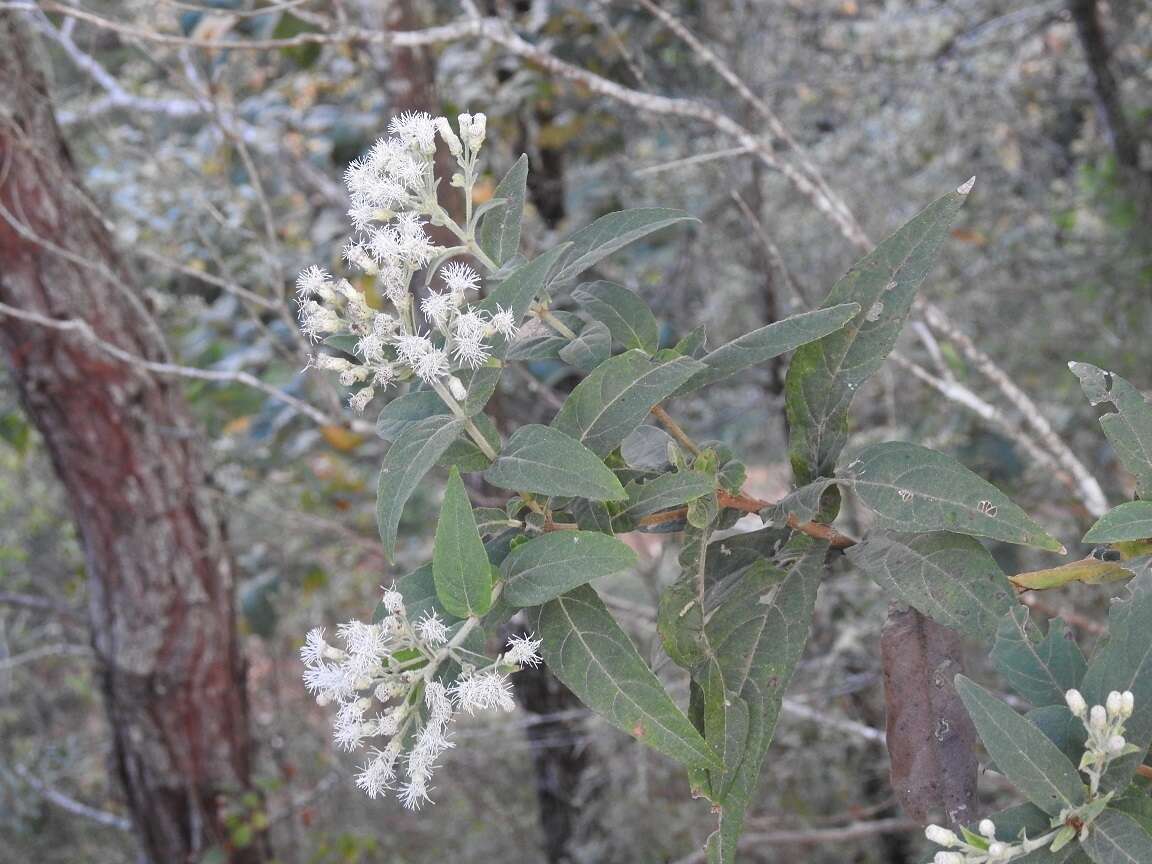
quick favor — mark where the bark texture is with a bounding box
[0,14,265,863]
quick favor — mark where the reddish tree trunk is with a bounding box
[0,14,266,864]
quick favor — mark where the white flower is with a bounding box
[296,265,331,299]
[390,111,437,155]
[452,671,515,714]
[413,347,450,382]
[421,291,455,329]
[451,333,491,370]
[382,586,405,614]
[299,301,343,340]
[311,354,354,373]
[303,662,355,703]
[355,744,400,799]
[300,627,328,666]
[505,634,542,668]
[440,261,481,297]
[415,611,449,646]
[453,309,488,341]
[978,819,997,839]
[488,305,518,339]
[1107,734,1127,755]
[933,853,965,864]
[1090,704,1108,731]
[458,112,486,150]
[339,366,370,387]
[425,681,454,721]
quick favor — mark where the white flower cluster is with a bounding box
[296,111,519,412]
[924,688,1138,863]
[300,586,541,809]
[1065,687,1137,795]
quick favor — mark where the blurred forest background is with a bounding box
[0,1,1149,863]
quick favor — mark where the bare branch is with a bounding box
[12,763,133,832]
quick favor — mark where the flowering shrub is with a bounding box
[295,112,1152,862]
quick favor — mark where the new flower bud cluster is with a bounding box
[924,690,1140,863]
[296,111,518,413]
[300,585,541,809]
[1065,687,1137,795]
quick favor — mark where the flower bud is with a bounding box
[1090,704,1108,731]
[925,825,959,847]
[448,375,468,402]
[934,853,965,864]
[1107,690,1123,718]
[978,818,997,839]
[1065,689,1087,717]
[1108,734,1127,755]
[434,116,462,157]
[1122,690,1135,718]
[988,842,1008,858]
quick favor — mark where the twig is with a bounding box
[672,817,920,864]
[650,405,700,455]
[0,643,93,670]
[0,301,341,427]
[0,591,83,622]
[12,763,132,832]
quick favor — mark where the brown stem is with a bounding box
[650,405,700,456]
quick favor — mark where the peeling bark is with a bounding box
[0,13,266,863]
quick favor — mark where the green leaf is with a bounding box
[785,185,971,483]
[558,319,611,371]
[1084,501,1152,543]
[1027,705,1088,765]
[501,531,637,606]
[375,391,446,441]
[432,468,494,618]
[991,607,1087,708]
[620,425,676,471]
[1081,808,1152,864]
[678,303,860,394]
[1070,363,1152,499]
[531,584,720,770]
[1079,585,1152,793]
[702,538,828,860]
[844,441,1064,551]
[955,676,1085,816]
[552,350,705,456]
[477,154,528,267]
[376,417,464,561]
[846,531,1015,640]
[621,470,716,519]
[551,208,697,284]
[572,281,660,353]
[483,424,626,501]
[435,413,500,472]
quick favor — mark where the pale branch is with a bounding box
[0,300,346,428]
[12,763,133,832]
[672,817,921,864]
[0,643,93,670]
[919,303,1109,517]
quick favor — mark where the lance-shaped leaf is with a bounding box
[956,676,1085,816]
[1010,558,1131,592]
[476,154,528,267]
[483,424,626,501]
[1070,363,1152,499]
[677,303,860,395]
[552,350,705,456]
[572,281,660,353]
[1079,585,1152,794]
[702,538,827,862]
[375,391,446,441]
[501,531,637,606]
[432,468,494,618]
[550,208,697,284]
[786,184,971,483]
[991,607,1087,708]
[1084,501,1152,544]
[843,441,1064,552]
[1081,809,1152,864]
[376,416,464,561]
[882,605,978,826]
[621,470,716,519]
[847,531,1015,640]
[532,584,720,770]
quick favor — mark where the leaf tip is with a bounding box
[957,176,976,195]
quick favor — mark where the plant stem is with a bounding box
[537,307,578,340]
[650,405,700,456]
[428,378,499,461]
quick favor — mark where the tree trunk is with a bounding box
[0,14,267,864]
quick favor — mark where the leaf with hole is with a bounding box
[844,441,1063,551]
[785,185,971,483]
